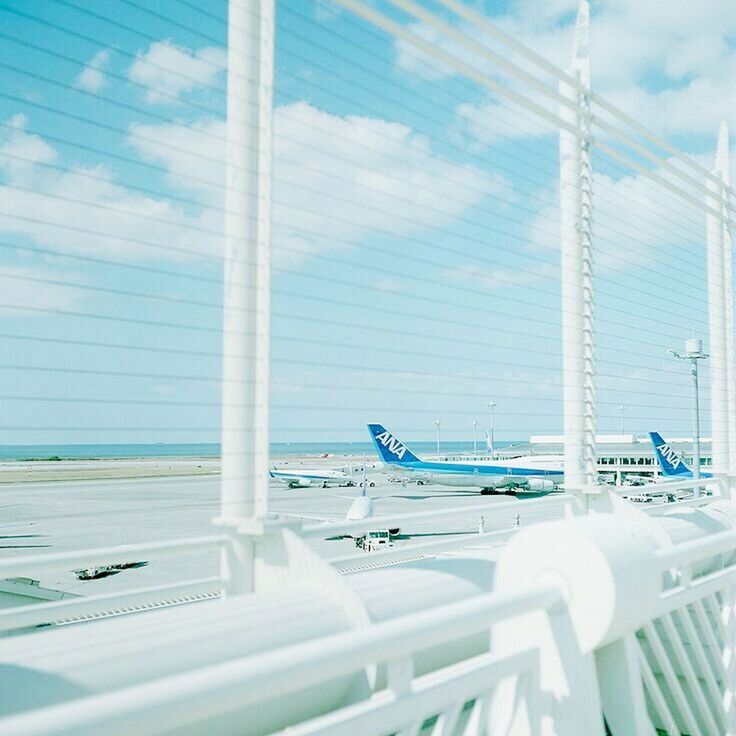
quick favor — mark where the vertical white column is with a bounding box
[717,123,735,487]
[707,129,729,480]
[220,0,274,592]
[560,1,597,499]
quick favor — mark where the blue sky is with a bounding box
[0,0,733,444]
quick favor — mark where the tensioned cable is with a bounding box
[0,233,712,370]
[0,312,707,392]
[0,109,710,293]
[425,0,735,204]
[395,0,730,211]
[0,23,713,265]
[1,289,707,371]
[0,137,710,299]
[0,13,720,362]
[0,263,710,350]
[0,215,709,347]
[331,0,730,220]
[0,409,712,431]
[274,1,730,231]
[38,0,724,233]
[131,0,573,141]
[0,214,712,338]
[0,354,702,399]
[6,0,562,184]
[0,394,697,413]
[0,326,705,389]
[0,214,712,358]
[0,146,710,310]
[0,112,711,309]
[0,209,709,327]
[592,148,716,237]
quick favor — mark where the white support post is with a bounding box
[559,2,597,505]
[707,125,730,487]
[717,123,735,494]
[219,0,274,593]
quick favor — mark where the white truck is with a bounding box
[356,530,393,552]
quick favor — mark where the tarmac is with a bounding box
[0,466,572,599]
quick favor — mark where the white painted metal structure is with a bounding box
[559,1,597,499]
[219,0,274,594]
[2,1,736,735]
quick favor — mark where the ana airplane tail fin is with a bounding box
[367,424,421,465]
[649,432,691,476]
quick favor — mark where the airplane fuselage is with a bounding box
[269,469,354,488]
[385,458,563,492]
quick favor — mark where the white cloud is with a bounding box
[373,277,407,293]
[0,266,83,313]
[0,116,217,261]
[449,261,558,290]
[0,104,501,271]
[525,162,711,278]
[128,41,226,104]
[395,1,736,140]
[74,49,111,93]
[604,70,736,137]
[0,114,56,181]
[130,101,504,267]
[453,97,556,149]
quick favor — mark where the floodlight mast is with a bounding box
[668,338,708,496]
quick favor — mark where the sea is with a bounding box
[0,441,520,461]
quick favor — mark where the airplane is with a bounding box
[368,423,563,494]
[649,432,712,479]
[272,465,401,540]
[269,467,357,489]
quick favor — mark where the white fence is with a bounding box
[2,487,736,735]
[1,0,736,734]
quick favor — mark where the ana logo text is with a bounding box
[656,442,681,469]
[375,431,407,460]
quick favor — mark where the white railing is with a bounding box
[629,526,736,734]
[0,494,577,634]
[0,583,566,736]
[0,535,227,634]
[5,493,736,734]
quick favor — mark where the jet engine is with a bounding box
[525,478,554,492]
[289,478,312,488]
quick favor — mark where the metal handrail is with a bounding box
[0,535,228,578]
[655,529,736,571]
[0,583,562,736]
[0,576,222,633]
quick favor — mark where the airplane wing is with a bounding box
[269,510,343,525]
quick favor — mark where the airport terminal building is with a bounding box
[444,435,712,485]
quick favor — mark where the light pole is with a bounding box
[487,401,496,457]
[472,420,479,454]
[433,419,441,457]
[618,405,626,434]
[668,338,708,496]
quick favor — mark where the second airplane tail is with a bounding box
[649,432,692,476]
